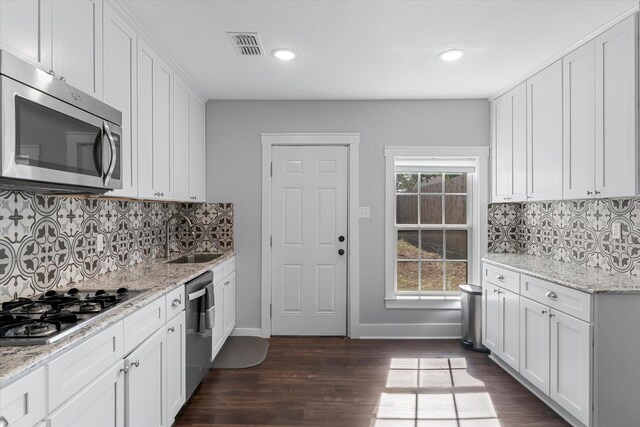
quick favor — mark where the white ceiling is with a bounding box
[121,0,638,100]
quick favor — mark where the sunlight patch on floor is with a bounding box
[375,357,501,426]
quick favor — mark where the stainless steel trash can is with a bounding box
[460,284,489,352]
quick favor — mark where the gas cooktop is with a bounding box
[0,287,145,346]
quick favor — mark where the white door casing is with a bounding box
[271,145,348,336]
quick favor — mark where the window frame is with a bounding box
[384,146,489,309]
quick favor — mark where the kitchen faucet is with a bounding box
[165,214,194,258]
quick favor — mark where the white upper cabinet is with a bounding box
[527,60,563,201]
[492,82,526,203]
[563,41,595,199]
[173,77,192,201]
[189,97,206,202]
[0,0,51,69]
[103,3,137,198]
[595,15,638,198]
[51,0,103,98]
[137,40,174,200]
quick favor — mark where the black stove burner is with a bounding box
[2,321,59,338]
[117,288,128,295]
[2,297,34,311]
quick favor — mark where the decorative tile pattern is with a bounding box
[0,191,233,301]
[488,198,640,275]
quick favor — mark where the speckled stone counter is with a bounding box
[0,251,234,387]
[482,253,640,294]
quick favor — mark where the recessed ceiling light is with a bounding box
[272,48,297,61]
[439,49,465,62]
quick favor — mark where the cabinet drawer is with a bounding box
[213,256,235,285]
[123,297,165,355]
[483,263,520,293]
[521,274,592,322]
[48,321,124,411]
[0,367,46,427]
[166,285,185,320]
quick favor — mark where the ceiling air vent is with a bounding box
[227,32,264,56]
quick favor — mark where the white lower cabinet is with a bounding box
[0,367,46,427]
[212,258,237,360]
[47,361,125,427]
[519,297,550,394]
[550,310,591,426]
[126,326,167,427]
[166,311,186,426]
[482,281,519,371]
[484,262,593,426]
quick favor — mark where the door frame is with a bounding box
[261,133,360,338]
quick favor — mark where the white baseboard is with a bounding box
[357,323,461,339]
[230,328,263,337]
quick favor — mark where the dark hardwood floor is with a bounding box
[175,337,569,427]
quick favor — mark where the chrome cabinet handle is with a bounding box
[131,360,140,368]
[103,121,117,187]
[541,310,548,314]
[595,190,601,195]
[48,69,56,77]
[171,298,181,308]
[545,291,558,299]
[587,190,593,195]
[168,326,175,332]
[0,416,8,427]
[120,366,129,374]
[549,313,555,318]
[59,76,66,82]
[496,275,504,280]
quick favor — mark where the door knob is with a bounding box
[338,249,345,256]
[338,235,345,242]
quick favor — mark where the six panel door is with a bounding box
[271,145,348,336]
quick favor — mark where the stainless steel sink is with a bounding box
[166,254,223,264]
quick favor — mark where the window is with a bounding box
[385,147,488,308]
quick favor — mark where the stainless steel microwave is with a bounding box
[0,50,122,194]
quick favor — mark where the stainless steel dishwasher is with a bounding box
[185,271,214,400]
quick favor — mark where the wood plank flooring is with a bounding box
[175,337,569,427]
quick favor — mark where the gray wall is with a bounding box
[206,100,490,332]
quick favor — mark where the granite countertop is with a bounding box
[482,253,640,294]
[0,251,235,387]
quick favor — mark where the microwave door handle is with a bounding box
[102,122,117,187]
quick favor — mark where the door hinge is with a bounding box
[270,162,273,177]
[270,235,272,247]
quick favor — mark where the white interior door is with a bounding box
[271,145,348,336]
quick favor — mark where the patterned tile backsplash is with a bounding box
[488,198,640,275]
[0,191,233,301]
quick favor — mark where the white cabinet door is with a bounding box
[127,327,167,427]
[223,272,236,338]
[51,0,102,98]
[482,281,500,353]
[0,367,46,427]
[212,282,225,359]
[519,297,550,395]
[527,60,563,201]
[0,0,51,70]
[595,15,638,198]
[137,40,174,201]
[492,93,513,202]
[189,96,206,202]
[563,41,596,199]
[47,361,125,427]
[137,39,156,199]
[166,311,186,426]
[500,288,520,371]
[103,3,137,198]
[511,82,527,201]
[550,310,591,426]
[153,58,174,200]
[492,83,527,203]
[173,77,191,201]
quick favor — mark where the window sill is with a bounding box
[385,296,462,310]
